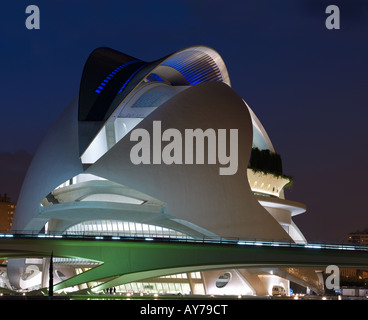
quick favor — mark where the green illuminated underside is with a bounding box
[1,238,368,292]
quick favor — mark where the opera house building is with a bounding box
[6,46,316,296]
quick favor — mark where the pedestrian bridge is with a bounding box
[1,233,368,292]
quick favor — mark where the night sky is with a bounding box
[1,0,367,243]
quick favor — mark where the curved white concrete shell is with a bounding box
[10,45,309,294]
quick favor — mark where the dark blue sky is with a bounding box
[1,0,367,242]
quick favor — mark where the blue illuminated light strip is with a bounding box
[118,64,146,93]
[162,53,223,85]
[95,60,140,94]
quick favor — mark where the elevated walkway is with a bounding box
[0,233,368,292]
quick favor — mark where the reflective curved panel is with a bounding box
[78,46,231,158]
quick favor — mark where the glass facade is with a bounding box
[64,220,191,239]
[115,281,191,295]
[97,273,203,295]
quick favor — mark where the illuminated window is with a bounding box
[64,220,190,239]
[216,272,232,288]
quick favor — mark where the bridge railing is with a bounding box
[1,230,368,252]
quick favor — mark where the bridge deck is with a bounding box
[1,233,368,291]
